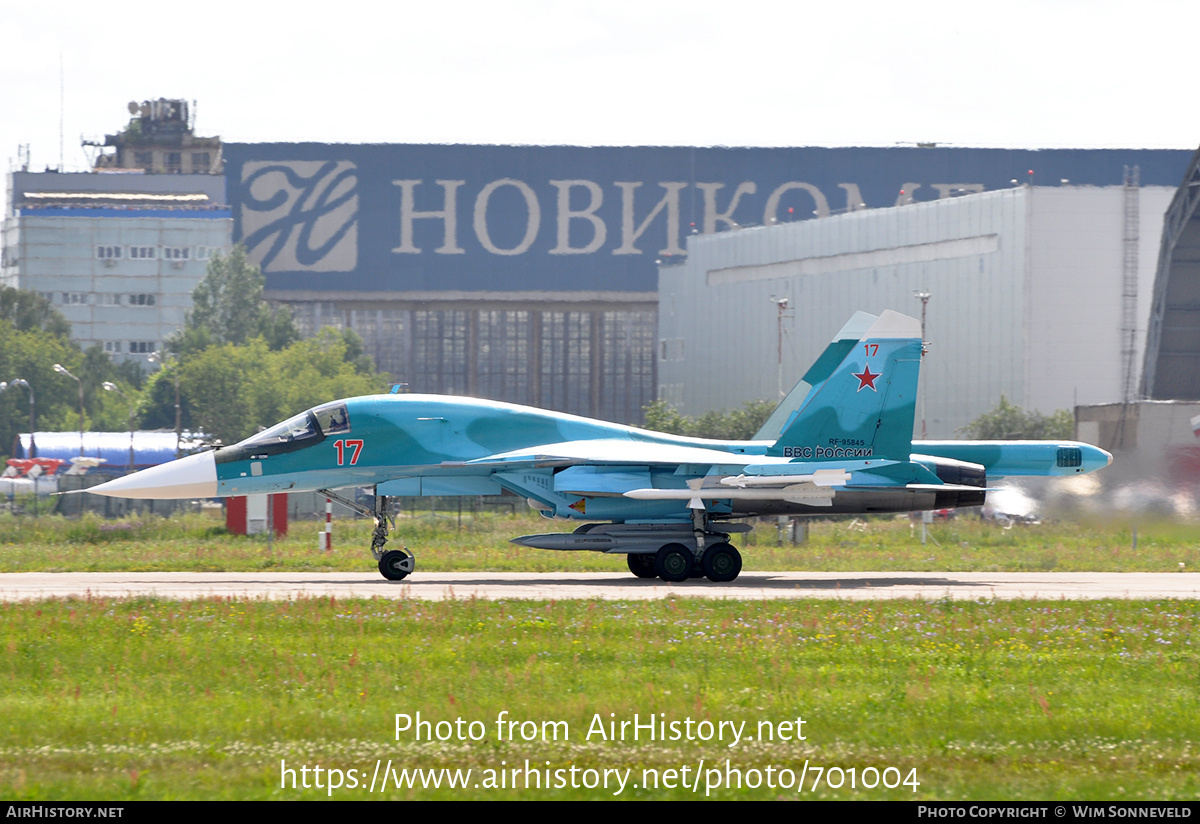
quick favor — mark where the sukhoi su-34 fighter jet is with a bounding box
[85,311,1111,583]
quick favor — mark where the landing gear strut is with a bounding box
[370,493,393,559]
[318,488,415,581]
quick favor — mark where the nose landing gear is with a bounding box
[318,488,415,581]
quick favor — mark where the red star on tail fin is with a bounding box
[853,365,881,392]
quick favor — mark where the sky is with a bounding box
[3,0,1198,204]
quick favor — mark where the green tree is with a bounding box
[176,330,385,445]
[137,364,190,433]
[0,320,85,457]
[0,285,72,338]
[642,399,689,435]
[0,286,146,458]
[76,346,142,432]
[958,395,1074,440]
[178,342,258,444]
[641,399,777,440]
[175,244,299,353]
[337,328,376,376]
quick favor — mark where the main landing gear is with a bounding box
[557,518,745,583]
[628,510,744,584]
[318,489,415,581]
[640,541,742,583]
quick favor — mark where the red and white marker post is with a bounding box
[318,497,333,551]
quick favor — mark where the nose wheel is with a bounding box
[379,548,415,581]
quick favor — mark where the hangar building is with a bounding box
[657,178,1175,438]
[1075,145,1200,504]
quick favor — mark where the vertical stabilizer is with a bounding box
[754,311,879,440]
[767,310,922,461]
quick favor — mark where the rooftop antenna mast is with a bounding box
[58,50,64,171]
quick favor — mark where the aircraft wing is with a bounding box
[461,438,790,469]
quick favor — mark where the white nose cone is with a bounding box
[86,451,218,499]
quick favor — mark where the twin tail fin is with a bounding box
[765,310,922,462]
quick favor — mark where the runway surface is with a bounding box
[1,571,1198,601]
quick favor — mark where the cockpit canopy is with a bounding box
[238,401,351,455]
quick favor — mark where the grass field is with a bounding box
[1,508,1198,574]
[1,509,1198,800]
[1,597,1198,800]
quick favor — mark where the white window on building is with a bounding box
[99,293,122,306]
[103,341,123,353]
[659,338,685,361]
[658,383,684,408]
[163,246,191,261]
[129,246,157,260]
[128,293,157,306]
[96,245,122,260]
[196,246,221,261]
[61,292,90,305]
[128,341,156,354]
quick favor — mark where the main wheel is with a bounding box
[701,542,742,583]
[654,543,693,583]
[379,548,415,581]
[627,552,657,578]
